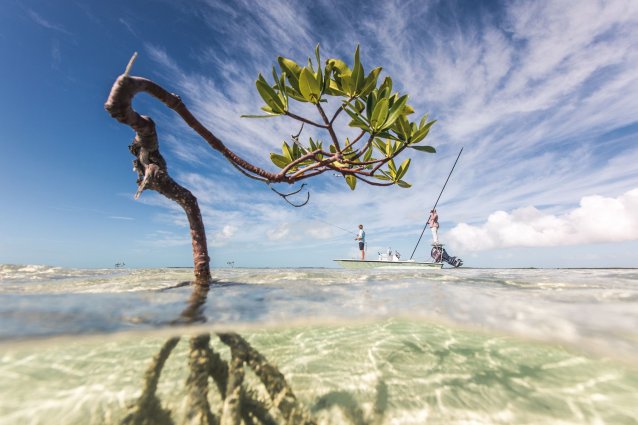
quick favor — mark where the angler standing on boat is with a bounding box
[428,209,439,244]
[355,224,366,260]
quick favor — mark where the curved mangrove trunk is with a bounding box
[104,70,211,284]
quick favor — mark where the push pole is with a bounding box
[409,147,463,260]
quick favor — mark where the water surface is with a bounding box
[1,265,637,424]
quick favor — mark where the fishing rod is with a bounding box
[313,216,357,235]
[275,182,358,236]
[409,147,464,260]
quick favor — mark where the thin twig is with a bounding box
[285,111,328,129]
[124,52,138,77]
[270,184,310,207]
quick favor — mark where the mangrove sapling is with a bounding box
[104,46,437,285]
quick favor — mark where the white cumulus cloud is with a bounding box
[447,188,638,251]
[210,225,237,247]
[266,223,291,241]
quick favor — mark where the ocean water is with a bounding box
[1,264,637,424]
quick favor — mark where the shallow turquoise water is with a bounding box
[1,265,637,424]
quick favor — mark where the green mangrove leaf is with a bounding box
[383,94,408,130]
[359,67,382,97]
[292,142,302,158]
[270,153,290,168]
[379,76,392,94]
[341,74,356,96]
[314,44,322,83]
[345,138,356,152]
[366,91,377,122]
[282,142,293,160]
[373,139,387,154]
[278,57,302,90]
[348,119,370,131]
[363,146,373,161]
[378,86,390,100]
[377,131,400,142]
[397,115,411,136]
[412,120,436,144]
[370,98,389,131]
[256,74,285,113]
[342,103,358,117]
[410,145,436,153]
[272,67,283,92]
[351,46,361,80]
[385,140,393,157]
[388,159,398,178]
[328,58,350,75]
[345,175,357,190]
[403,104,415,115]
[324,79,345,96]
[373,172,393,181]
[259,105,285,116]
[315,44,321,65]
[240,114,280,119]
[397,180,412,188]
[352,46,365,94]
[271,68,288,110]
[396,158,411,181]
[285,85,307,102]
[299,67,321,103]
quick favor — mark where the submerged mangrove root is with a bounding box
[121,337,181,425]
[220,354,244,425]
[217,333,315,424]
[122,333,314,425]
[185,334,218,425]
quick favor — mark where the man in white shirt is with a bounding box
[428,209,439,244]
[355,224,366,260]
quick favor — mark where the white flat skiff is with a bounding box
[333,259,443,269]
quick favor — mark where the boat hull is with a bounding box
[333,259,443,269]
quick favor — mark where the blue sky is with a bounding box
[1,0,637,269]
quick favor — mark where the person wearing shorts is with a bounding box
[355,224,366,260]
